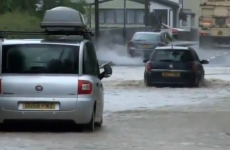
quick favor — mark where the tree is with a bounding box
[0,0,88,33]
[0,0,87,15]
[0,0,37,14]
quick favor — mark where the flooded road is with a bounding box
[103,66,230,112]
[1,47,230,150]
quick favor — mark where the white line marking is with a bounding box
[208,51,230,60]
[210,56,216,59]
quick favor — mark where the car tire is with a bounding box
[95,117,103,128]
[84,109,95,132]
[144,75,153,87]
[193,76,201,88]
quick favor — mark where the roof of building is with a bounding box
[132,0,179,9]
[89,0,179,9]
[88,0,113,5]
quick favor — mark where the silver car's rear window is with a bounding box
[2,44,79,74]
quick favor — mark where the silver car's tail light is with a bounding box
[78,80,92,95]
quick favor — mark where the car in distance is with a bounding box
[127,31,173,59]
[0,7,112,132]
[143,46,209,87]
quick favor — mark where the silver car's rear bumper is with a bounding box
[0,97,94,124]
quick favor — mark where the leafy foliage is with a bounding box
[0,0,87,32]
[0,0,87,14]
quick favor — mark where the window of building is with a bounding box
[99,10,105,24]
[115,9,124,24]
[105,10,115,23]
[135,10,144,24]
[99,9,145,24]
[126,10,135,24]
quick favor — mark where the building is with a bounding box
[148,0,180,28]
[87,0,181,29]
[182,0,199,28]
[88,0,145,28]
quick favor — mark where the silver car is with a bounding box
[0,39,112,132]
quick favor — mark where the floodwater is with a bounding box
[1,45,230,150]
[103,66,230,112]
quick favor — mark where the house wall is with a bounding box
[168,0,194,30]
[88,0,182,29]
[170,0,182,28]
[90,0,145,28]
[149,2,173,27]
[183,0,200,28]
[168,0,197,30]
[85,1,198,45]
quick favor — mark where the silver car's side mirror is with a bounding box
[103,64,112,78]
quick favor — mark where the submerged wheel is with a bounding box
[95,117,103,128]
[192,75,201,88]
[144,75,153,87]
[84,109,95,132]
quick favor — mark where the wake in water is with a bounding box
[102,78,230,88]
[96,41,230,66]
[96,44,143,66]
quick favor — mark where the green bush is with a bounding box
[0,11,41,31]
[0,11,42,38]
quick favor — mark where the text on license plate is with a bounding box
[162,72,180,77]
[22,103,56,110]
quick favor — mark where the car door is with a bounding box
[85,42,103,121]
